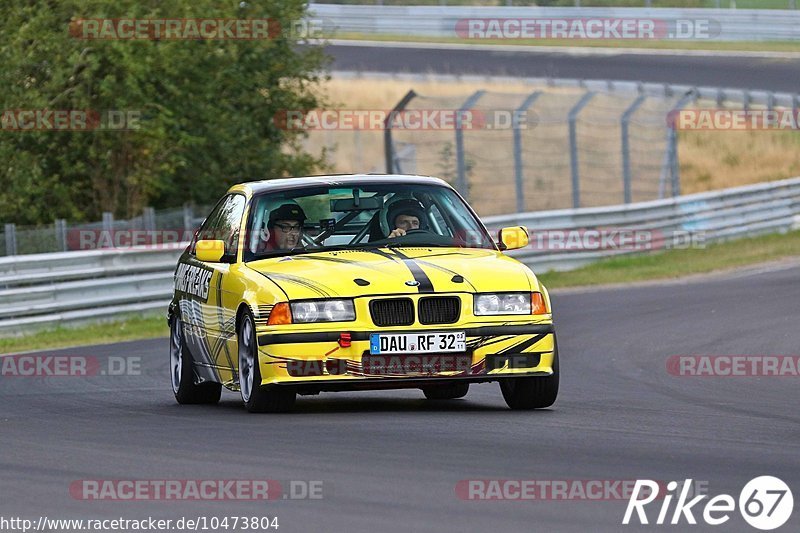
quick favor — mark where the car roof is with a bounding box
[227,174,452,196]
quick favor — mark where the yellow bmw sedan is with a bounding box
[168,174,558,412]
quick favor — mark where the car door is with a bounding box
[179,193,246,387]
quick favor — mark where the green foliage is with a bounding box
[0,0,330,224]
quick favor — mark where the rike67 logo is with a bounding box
[623,476,793,530]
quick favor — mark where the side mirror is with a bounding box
[196,239,226,262]
[498,226,529,251]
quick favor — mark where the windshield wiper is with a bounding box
[248,243,381,261]
[385,242,460,249]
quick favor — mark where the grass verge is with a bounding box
[0,314,167,355]
[539,229,800,288]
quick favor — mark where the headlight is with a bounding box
[474,293,531,315]
[290,299,355,323]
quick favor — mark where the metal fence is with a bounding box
[308,4,800,40]
[6,75,799,255]
[1,176,798,335]
[377,73,800,216]
[1,205,211,257]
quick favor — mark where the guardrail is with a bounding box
[495,176,800,271]
[0,177,798,335]
[308,4,800,41]
[0,246,183,334]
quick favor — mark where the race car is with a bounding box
[168,174,558,412]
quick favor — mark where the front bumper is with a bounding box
[256,323,556,389]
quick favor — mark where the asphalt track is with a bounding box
[327,43,800,93]
[1,261,798,532]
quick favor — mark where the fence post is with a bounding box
[102,212,113,248]
[183,205,194,232]
[455,90,485,201]
[384,90,417,174]
[4,223,16,256]
[659,89,696,199]
[767,92,775,112]
[621,94,647,205]
[143,206,156,232]
[55,219,68,252]
[513,91,542,213]
[670,131,681,197]
[568,92,596,209]
[672,90,697,198]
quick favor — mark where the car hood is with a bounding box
[245,247,534,300]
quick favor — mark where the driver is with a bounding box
[257,203,306,252]
[387,199,427,238]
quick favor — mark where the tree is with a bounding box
[0,0,330,224]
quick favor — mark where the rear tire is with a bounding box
[499,341,559,410]
[238,310,296,413]
[422,382,469,400]
[170,315,222,405]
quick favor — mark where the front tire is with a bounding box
[238,310,296,413]
[170,315,221,405]
[499,341,559,410]
[422,382,469,400]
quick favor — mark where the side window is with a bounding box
[194,194,246,260]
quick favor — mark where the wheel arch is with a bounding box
[236,301,257,333]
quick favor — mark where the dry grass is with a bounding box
[307,77,800,215]
[679,130,800,194]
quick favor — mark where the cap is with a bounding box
[268,203,307,227]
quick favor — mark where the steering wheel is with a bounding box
[402,228,431,236]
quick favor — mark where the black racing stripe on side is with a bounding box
[466,334,515,350]
[258,324,554,346]
[389,248,434,293]
[268,273,333,297]
[495,333,549,355]
[252,271,290,300]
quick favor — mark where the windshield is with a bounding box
[243,183,496,261]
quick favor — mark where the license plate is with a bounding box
[369,331,466,355]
